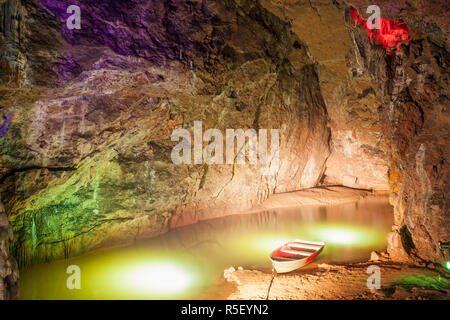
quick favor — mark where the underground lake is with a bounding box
[19,196,393,299]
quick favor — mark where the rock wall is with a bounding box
[346,1,449,263]
[0,0,331,267]
[0,0,447,271]
[0,198,19,300]
[262,0,389,191]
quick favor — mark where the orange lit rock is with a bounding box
[0,0,447,268]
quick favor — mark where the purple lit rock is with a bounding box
[39,0,213,67]
[0,113,12,138]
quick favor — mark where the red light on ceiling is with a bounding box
[350,6,411,55]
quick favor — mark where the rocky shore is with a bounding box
[224,260,450,300]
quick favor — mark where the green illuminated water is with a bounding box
[20,196,393,299]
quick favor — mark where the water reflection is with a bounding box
[20,196,393,299]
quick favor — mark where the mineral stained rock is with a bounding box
[270,0,390,191]
[1,0,332,266]
[0,198,19,299]
[346,1,450,263]
[0,0,448,270]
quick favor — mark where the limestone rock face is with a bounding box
[1,0,331,266]
[0,0,447,269]
[0,198,19,300]
[263,0,389,191]
[346,2,450,263]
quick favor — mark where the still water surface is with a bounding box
[20,196,393,299]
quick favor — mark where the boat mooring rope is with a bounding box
[265,268,277,300]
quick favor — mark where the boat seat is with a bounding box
[293,239,325,246]
[271,256,298,261]
[280,249,312,256]
[289,243,322,250]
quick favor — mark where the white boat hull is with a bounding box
[270,239,325,273]
[270,257,309,273]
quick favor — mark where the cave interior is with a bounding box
[0,0,449,300]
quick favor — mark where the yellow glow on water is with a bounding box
[318,229,356,244]
[20,223,389,299]
[232,224,381,254]
[311,224,379,246]
[227,234,292,264]
[125,263,194,293]
[19,197,394,299]
[227,222,386,268]
[20,248,207,300]
[91,250,207,299]
[247,236,292,253]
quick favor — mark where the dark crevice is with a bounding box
[0,165,76,184]
[308,0,322,21]
[400,225,416,255]
[198,163,209,190]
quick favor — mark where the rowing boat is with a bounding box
[270,239,325,273]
